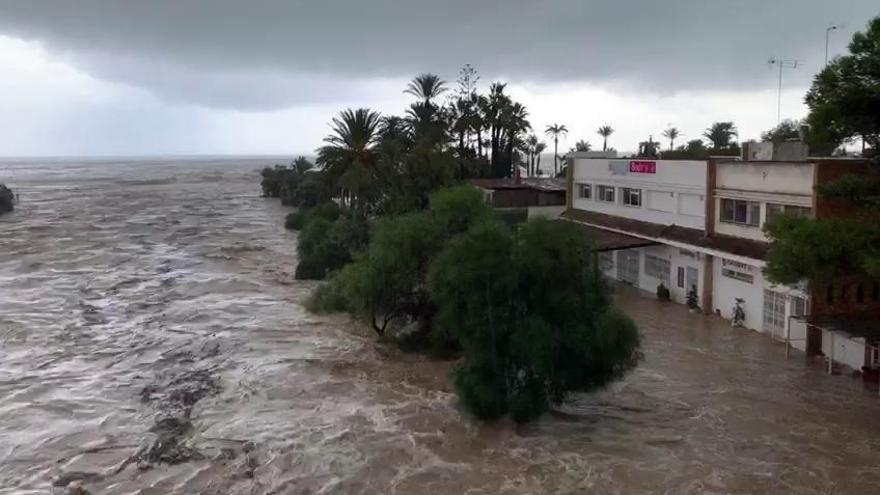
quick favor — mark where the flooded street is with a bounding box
[1,158,879,494]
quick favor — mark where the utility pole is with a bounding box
[825,24,838,66]
[768,57,801,123]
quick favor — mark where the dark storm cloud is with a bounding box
[0,0,876,110]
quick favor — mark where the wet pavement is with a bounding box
[1,158,878,494]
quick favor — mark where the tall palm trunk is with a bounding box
[553,137,559,176]
[603,137,607,151]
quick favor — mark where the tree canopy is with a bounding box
[429,219,641,422]
[804,16,880,156]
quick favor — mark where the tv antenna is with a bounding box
[768,57,802,123]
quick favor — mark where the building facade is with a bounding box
[563,152,878,351]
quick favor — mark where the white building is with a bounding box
[563,153,807,340]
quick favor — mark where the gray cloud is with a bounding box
[0,0,877,110]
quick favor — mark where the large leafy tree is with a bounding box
[429,218,641,422]
[544,123,568,176]
[761,119,801,143]
[765,16,880,284]
[804,16,880,156]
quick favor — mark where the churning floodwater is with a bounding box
[1,157,879,494]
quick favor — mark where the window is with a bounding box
[765,203,812,225]
[677,266,685,288]
[791,296,807,317]
[720,198,760,227]
[645,254,670,282]
[577,183,592,199]
[621,187,642,207]
[597,185,615,203]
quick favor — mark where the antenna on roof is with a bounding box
[767,57,802,124]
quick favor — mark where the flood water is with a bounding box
[1,157,879,494]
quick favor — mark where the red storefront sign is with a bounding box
[629,160,656,173]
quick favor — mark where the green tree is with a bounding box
[764,174,880,283]
[805,16,880,156]
[429,218,641,422]
[703,122,738,150]
[761,119,801,143]
[662,127,680,150]
[309,185,493,347]
[597,125,614,152]
[544,123,568,176]
[317,108,382,211]
[405,73,448,104]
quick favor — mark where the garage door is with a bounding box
[617,250,640,285]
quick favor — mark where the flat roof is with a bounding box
[469,177,566,193]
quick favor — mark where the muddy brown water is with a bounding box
[1,158,879,494]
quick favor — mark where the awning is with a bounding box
[566,222,659,252]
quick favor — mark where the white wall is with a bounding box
[600,244,702,306]
[716,161,814,195]
[572,158,707,230]
[821,330,866,371]
[712,256,807,336]
[714,162,815,242]
[788,318,808,352]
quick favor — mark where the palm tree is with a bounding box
[404,73,447,104]
[703,122,738,150]
[662,127,680,150]
[597,125,614,152]
[524,134,539,176]
[317,108,381,209]
[544,123,568,176]
[573,140,592,152]
[534,142,547,176]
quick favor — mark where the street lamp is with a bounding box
[825,24,839,66]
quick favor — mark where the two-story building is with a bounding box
[563,148,879,370]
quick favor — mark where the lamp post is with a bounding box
[825,24,838,66]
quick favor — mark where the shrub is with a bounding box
[656,282,670,301]
[294,213,368,280]
[0,184,13,215]
[686,285,699,310]
[285,201,342,231]
[429,218,641,422]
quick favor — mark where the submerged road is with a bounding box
[0,158,878,494]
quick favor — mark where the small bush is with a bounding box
[286,201,342,231]
[656,282,670,301]
[686,285,700,310]
[294,213,368,280]
[0,184,13,214]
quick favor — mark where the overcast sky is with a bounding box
[0,0,877,157]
